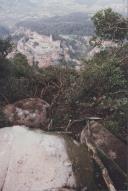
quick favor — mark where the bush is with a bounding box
[92,8,127,41]
[80,50,127,98]
[0,58,14,78]
[11,53,33,78]
[105,99,128,140]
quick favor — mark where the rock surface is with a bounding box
[0,126,95,191]
[3,98,50,129]
[81,122,127,172]
[81,122,128,190]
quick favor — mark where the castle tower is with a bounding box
[50,34,53,42]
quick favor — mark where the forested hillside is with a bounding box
[17,12,94,36]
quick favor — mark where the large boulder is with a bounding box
[3,98,50,129]
[0,126,95,191]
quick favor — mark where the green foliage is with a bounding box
[0,38,14,79]
[0,53,33,79]
[104,99,128,142]
[0,107,10,128]
[92,8,128,41]
[80,53,127,98]
[0,36,127,141]
[0,58,13,78]
[11,53,33,78]
[105,120,120,134]
[0,38,12,58]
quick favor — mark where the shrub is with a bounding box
[92,8,128,41]
[11,53,33,78]
[0,58,15,79]
[80,51,127,98]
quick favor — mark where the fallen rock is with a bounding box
[81,122,128,190]
[0,126,95,191]
[3,98,50,129]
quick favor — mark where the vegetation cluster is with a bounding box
[0,9,127,143]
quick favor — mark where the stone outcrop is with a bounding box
[81,122,128,191]
[0,126,95,191]
[3,98,50,129]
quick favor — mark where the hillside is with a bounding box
[17,13,94,36]
[0,25,10,38]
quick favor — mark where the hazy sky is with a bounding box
[0,0,126,25]
[0,0,125,13]
[76,0,124,13]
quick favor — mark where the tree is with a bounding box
[92,8,128,41]
[0,37,12,58]
[0,38,13,78]
[12,53,32,78]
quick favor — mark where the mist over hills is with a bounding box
[0,0,124,39]
[0,0,88,25]
[0,25,10,38]
[17,12,94,36]
[0,0,123,26]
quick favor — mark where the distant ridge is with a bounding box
[0,25,10,38]
[17,12,94,36]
